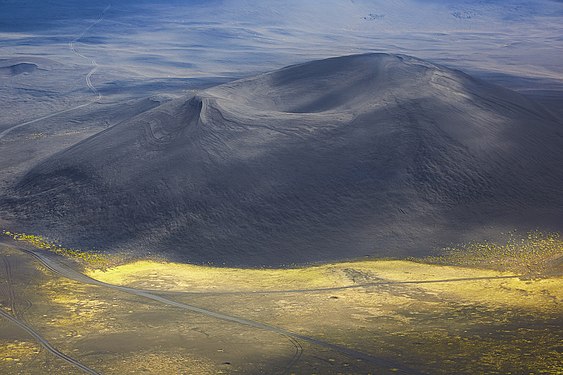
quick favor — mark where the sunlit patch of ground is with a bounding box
[0,246,341,374]
[1,233,562,374]
[346,260,562,311]
[87,260,348,292]
[87,257,562,312]
[83,233,562,374]
[422,231,563,276]
[175,264,562,374]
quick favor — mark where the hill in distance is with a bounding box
[0,62,39,77]
[4,53,563,266]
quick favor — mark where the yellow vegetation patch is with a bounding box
[423,231,563,275]
[1,232,561,375]
[87,258,562,312]
[2,230,112,268]
[0,340,40,363]
[41,278,110,326]
[5,229,562,312]
[351,260,562,312]
[87,260,345,292]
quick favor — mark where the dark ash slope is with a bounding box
[4,54,563,266]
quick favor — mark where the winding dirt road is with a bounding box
[0,253,100,374]
[69,4,111,101]
[1,241,418,374]
[1,239,532,374]
[0,5,110,141]
[0,308,100,375]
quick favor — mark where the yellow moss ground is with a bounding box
[0,341,40,363]
[87,258,562,312]
[353,260,563,311]
[2,233,562,374]
[422,231,563,276]
[87,260,344,291]
[5,229,562,311]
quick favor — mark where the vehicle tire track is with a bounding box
[2,256,18,317]
[1,254,43,372]
[0,254,99,374]
[4,256,33,319]
[0,308,100,375]
[0,102,95,141]
[0,4,110,141]
[69,4,111,101]
[282,335,303,375]
[4,242,418,374]
[2,255,33,320]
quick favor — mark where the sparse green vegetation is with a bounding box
[420,231,563,277]
[1,230,114,269]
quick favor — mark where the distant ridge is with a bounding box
[0,62,39,76]
[4,53,563,266]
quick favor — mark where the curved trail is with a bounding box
[0,101,95,141]
[0,241,525,374]
[0,254,99,374]
[2,256,19,318]
[69,4,111,100]
[1,242,417,374]
[0,5,110,141]
[283,336,303,375]
[2,255,33,319]
[0,309,100,375]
